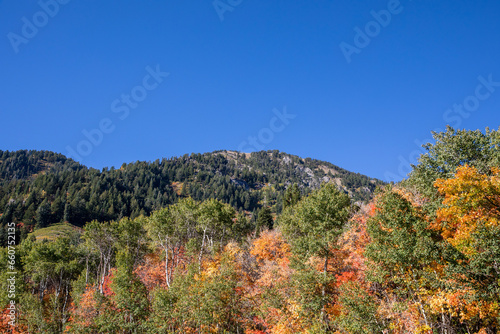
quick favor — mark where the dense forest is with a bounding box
[1,126,500,333]
[0,149,383,246]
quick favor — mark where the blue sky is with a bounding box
[1,0,500,182]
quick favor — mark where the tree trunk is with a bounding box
[322,255,328,327]
[162,234,171,288]
[199,228,207,272]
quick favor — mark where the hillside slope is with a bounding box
[0,149,385,243]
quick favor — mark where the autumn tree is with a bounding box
[431,165,500,332]
[248,229,298,333]
[407,126,500,214]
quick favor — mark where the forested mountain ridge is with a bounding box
[0,150,83,181]
[0,149,384,242]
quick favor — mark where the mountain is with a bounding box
[0,149,385,243]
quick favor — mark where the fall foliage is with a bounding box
[0,127,499,333]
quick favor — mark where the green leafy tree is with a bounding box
[105,216,150,333]
[83,220,117,294]
[280,183,352,264]
[196,199,236,267]
[280,183,353,328]
[364,189,442,330]
[335,281,386,334]
[21,235,83,332]
[365,190,440,284]
[146,197,198,287]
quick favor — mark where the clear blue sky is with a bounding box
[1,0,500,182]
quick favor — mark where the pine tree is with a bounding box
[35,199,52,229]
[63,202,71,223]
[256,206,273,231]
[283,183,301,209]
